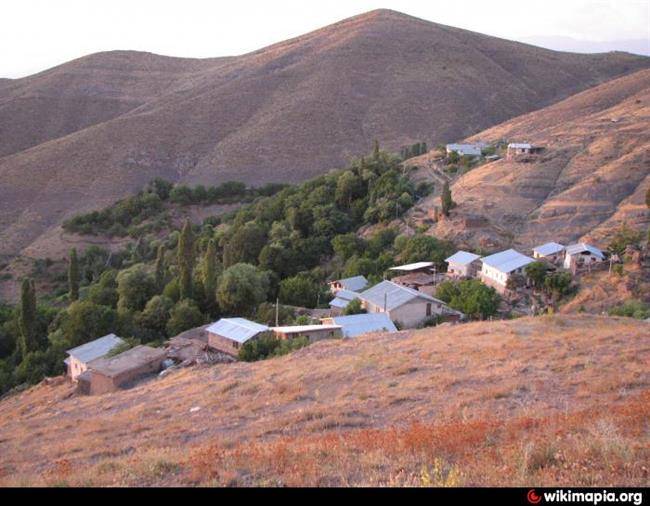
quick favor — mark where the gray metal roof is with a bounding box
[359,280,442,311]
[331,275,368,292]
[329,297,351,309]
[533,242,565,256]
[481,249,535,274]
[327,313,398,338]
[446,250,481,266]
[508,143,532,149]
[389,261,434,272]
[66,334,124,364]
[565,243,605,259]
[446,143,482,156]
[329,289,360,309]
[206,318,269,344]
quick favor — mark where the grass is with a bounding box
[0,315,647,486]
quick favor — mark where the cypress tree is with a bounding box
[18,278,37,360]
[441,181,454,217]
[373,139,380,160]
[68,248,80,302]
[203,239,218,312]
[155,245,166,291]
[177,219,195,300]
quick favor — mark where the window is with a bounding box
[426,303,432,316]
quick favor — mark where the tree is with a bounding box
[18,278,37,360]
[202,239,219,313]
[116,264,157,313]
[544,272,573,301]
[441,181,454,217]
[154,245,167,291]
[87,270,118,308]
[136,295,174,341]
[525,261,548,289]
[59,300,117,347]
[608,225,642,256]
[177,219,195,300]
[222,222,267,267]
[436,279,499,320]
[343,298,365,315]
[278,274,321,308]
[335,171,363,208]
[397,234,454,268]
[373,139,380,160]
[166,299,204,336]
[216,263,269,316]
[332,233,366,261]
[68,248,80,302]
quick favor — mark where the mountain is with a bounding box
[520,36,650,57]
[1,9,649,257]
[0,314,647,486]
[415,68,650,250]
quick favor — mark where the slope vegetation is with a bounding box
[1,9,648,256]
[0,315,647,486]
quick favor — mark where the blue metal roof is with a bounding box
[533,242,565,256]
[359,280,441,311]
[565,243,605,259]
[206,318,269,344]
[66,334,124,363]
[446,250,481,266]
[481,249,535,274]
[328,313,398,338]
[334,275,368,292]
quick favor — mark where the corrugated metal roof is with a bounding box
[327,313,397,338]
[272,324,342,333]
[329,297,350,309]
[329,289,360,309]
[359,280,442,311]
[533,242,565,256]
[389,261,434,272]
[206,318,269,344]
[565,243,605,259]
[446,143,484,156]
[481,249,535,274]
[445,250,481,266]
[508,143,532,149]
[66,334,124,364]
[331,275,368,292]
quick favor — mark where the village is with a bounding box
[63,231,614,396]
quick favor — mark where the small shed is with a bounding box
[563,243,605,270]
[328,275,368,294]
[445,251,482,278]
[506,143,544,159]
[328,289,361,314]
[64,334,124,381]
[271,324,342,342]
[532,242,565,263]
[321,313,397,338]
[446,143,485,157]
[81,345,166,395]
[206,318,271,355]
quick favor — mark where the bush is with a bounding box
[166,299,204,337]
[343,298,365,315]
[608,299,650,320]
[238,335,310,362]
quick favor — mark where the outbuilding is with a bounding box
[532,242,565,263]
[563,243,605,270]
[320,313,397,338]
[64,333,124,381]
[328,288,361,314]
[479,249,535,293]
[271,324,342,342]
[328,275,368,294]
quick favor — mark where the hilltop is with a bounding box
[410,69,650,250]
[0,314,647,486]
[1,9,649,257]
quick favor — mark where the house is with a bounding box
[445,251,482,278]
[563,243,605,270]
[532,242,565,263]
[328,288,361,314]
[328,275,368,294]
[64,333,124,381]
[479,249,535,292]
[320,313,397,338]
[446,143,486,157]
[271,324,342,342]
[506,143,544,159]
[76,345,166,395]
[206,318,271,355]
[358,280,461,328]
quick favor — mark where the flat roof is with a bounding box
[88,345,166,378]
[272,324,342,333]
[389,261,434,272]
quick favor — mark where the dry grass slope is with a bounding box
[0,315,647,486]
[0,9,648,256]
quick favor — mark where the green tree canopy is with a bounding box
[216,263,269,316]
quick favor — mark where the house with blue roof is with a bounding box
[532,242,565,264]
[206,318,271,355]
[445,250,482,278]
[563,243,605,271]
[65,333,124,381]
[321,313,398,338]
[328,289,361,314]
[479,249,535,293]
[328,275,368,294]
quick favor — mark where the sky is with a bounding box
[1,0,649,78]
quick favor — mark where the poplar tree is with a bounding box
[373,139,380,160]
[203,239,218,312]
[177,219,195,300]
[441,181,455,217]
[68,248,80,302]
[19,278,37,360]
[154,245,166,291]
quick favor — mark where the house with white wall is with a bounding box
[445,251,482,278]
[479,249,535,293]
[563,243,605,270]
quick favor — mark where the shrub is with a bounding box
[238,335,309,362]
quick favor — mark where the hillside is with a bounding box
[412,69,650,250]
[0,315,647,486]
[1,9,649,257]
